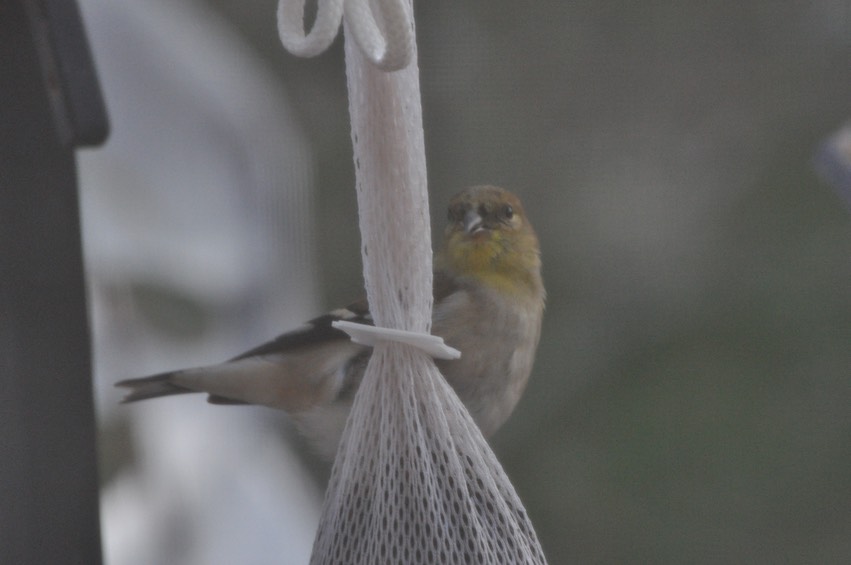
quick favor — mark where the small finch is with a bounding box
[117,185,545,458]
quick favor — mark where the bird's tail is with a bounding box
[115,371,194,403]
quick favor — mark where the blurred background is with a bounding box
[77,0,851,563]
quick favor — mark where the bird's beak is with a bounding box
[463,209,483,234]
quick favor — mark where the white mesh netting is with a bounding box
[310,344,548,564]
[277,1,548,563]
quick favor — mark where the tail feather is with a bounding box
[115,371,194,403]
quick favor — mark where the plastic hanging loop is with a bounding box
[344,0,413,71]
[332,321,461,360]
[277,0,344,57]
[277,0,413,71]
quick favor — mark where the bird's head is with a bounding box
[439,185,542,296]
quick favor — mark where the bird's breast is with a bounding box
[433,285,542,436]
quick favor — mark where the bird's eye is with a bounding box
[502,204,514,220]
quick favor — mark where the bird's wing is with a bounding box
[238,272,458,363]
[433,269,461,304]
[117,279,459,409]
[117,298,373,408]
[228,297,372,361]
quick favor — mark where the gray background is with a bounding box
[87,1,851,563]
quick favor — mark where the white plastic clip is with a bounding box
[332,321,461,360]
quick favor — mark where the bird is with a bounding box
[116,185,545,459]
